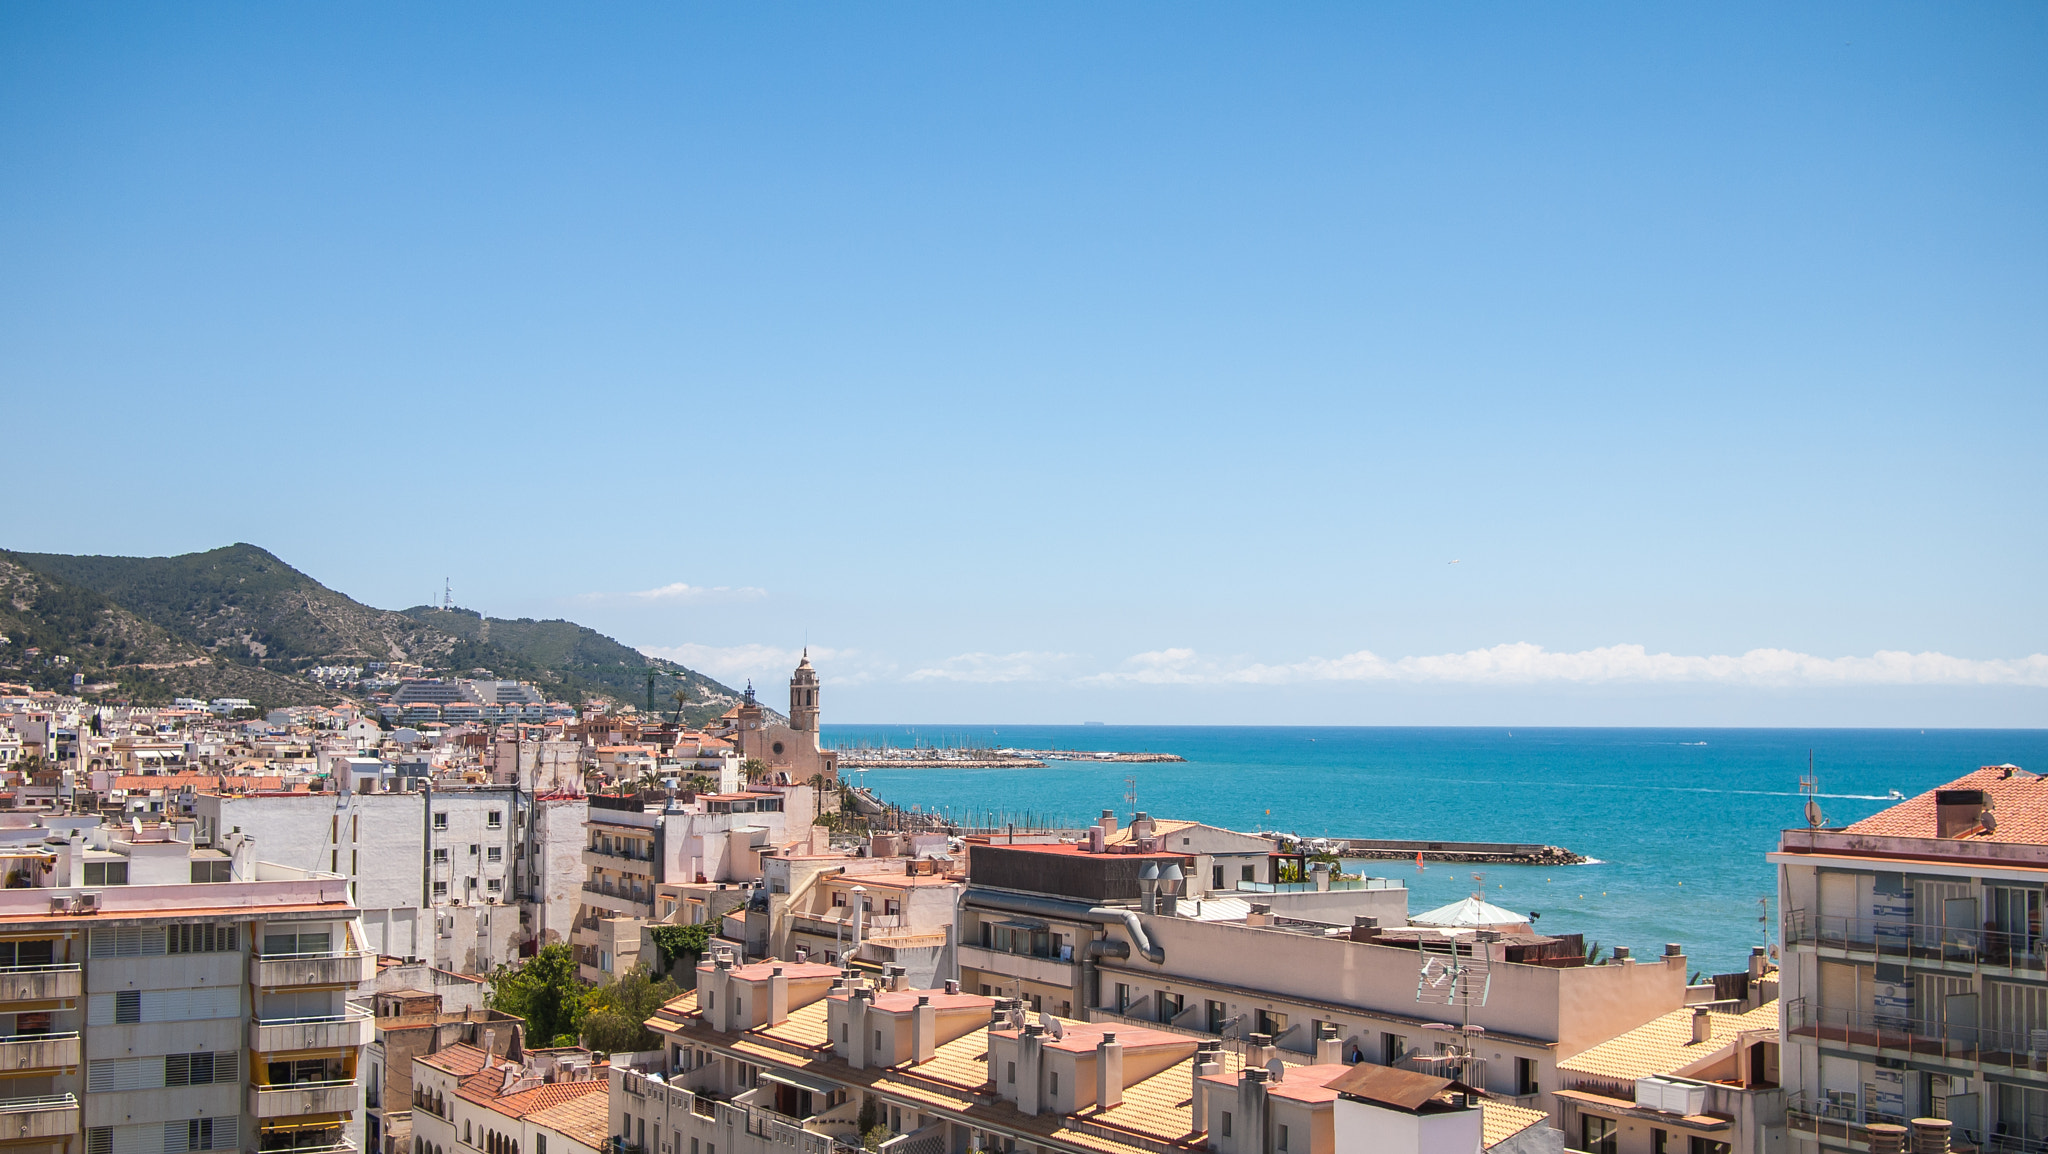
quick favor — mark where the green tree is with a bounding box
[740,757,767,783]
[580,965,681,1053]
[648,922,717,975]
[487,943,588,1046]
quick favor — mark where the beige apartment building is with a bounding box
[1775,764,2048,1152]
[0,814,371,1154]
[956,826,1689,1112]
[605,951,1555,1154]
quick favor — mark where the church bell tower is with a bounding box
[790,651,820,734]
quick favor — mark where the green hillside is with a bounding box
[5,545,740,718]
[0,554,323,705]
[397,608,738,726]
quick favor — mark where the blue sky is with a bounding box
[2,4,2043,725]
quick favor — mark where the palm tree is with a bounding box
[670,686,692,725]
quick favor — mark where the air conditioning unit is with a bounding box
[73,894,100,914]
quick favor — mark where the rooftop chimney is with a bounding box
[1865,1124,1907,1154]
[1691,1007,1712,1045]
[1314,1021,1342,1065]
[1099,809,1119,838]
[1245,903,1273,928]
[1748,946,1768,980]
[1937,790,1994,839]
[1096,1031,1125,1109]
[1349,916,1379,943]
[1611,946,1631,964]
[911,994,936,1064]
[1247,1031,1275,1070]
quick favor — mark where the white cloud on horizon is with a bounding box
[640,639,2048,695]
[906,651,1078,684]
[580,582,768,603]
[643,643,883,688]
[1082,643,2048,688]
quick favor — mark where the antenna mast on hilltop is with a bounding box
[442,578,453,611]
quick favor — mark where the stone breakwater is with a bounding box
[1337,838,1588,866]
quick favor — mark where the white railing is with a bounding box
[0,1092,78,1112]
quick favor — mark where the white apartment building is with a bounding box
[191,783,571,972]
[0,815,371,1154]
[573,788,812,984]
[1776,764,2048,1152]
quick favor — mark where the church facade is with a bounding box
[734,652,839,784]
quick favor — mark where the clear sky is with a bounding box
[2,5,2043,726]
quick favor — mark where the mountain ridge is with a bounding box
[2,544,740,720]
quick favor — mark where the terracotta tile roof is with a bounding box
[1324,1064,1461,1111]
[993,1020,1193,1055]
[828,990,993,1014]
[418,1042,493,1076]
[1558,1001,1779,1083]
[1198,1062,1352,1104]
[724,960,842,982]
[529,1089,611,1148]
[1842,766,2045,843]
[1104,820,1199,846]
[487,1077,607,1119]
[1480,1098,1552,1148]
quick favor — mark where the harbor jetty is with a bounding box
[1334,838,1587,866]
[834,741,1184,770]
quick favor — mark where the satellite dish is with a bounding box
[1805,798,1826,829]
[1266,1058,1286,1083]
[1047,1017,1065,1040]
[130,817,142,836]
[1007,1006,1026,1029]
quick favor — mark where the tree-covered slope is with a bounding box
[6,544,740,716]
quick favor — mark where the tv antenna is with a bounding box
[441,578,453,611]
[1416,930,1494,1091]
[1124,776,1137,815]
[1799,751,1825,829]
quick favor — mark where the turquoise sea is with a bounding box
[821,726,2048,977]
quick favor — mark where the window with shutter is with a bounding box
[165,1053,190,1086]
[86,1129,112,1154]
[114,990,140,1023]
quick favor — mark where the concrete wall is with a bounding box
[531,795,588,948]
[1332,1097,1483,1154]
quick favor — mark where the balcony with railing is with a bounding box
[251,949,377,988]
[0,1093,79,1139]
[1236,877,1401,894]
[583,844,657,877]
[250,1009,374,1053]
[250,1080,359,1118]
[0,1032,79,1073]
[0,964,81,1003]
[251,1142,357,1154]
[1786,997,2048,1076]
[1785,907,2047,975]
[1781,1091,2018,1151]
[581,879,654,915]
